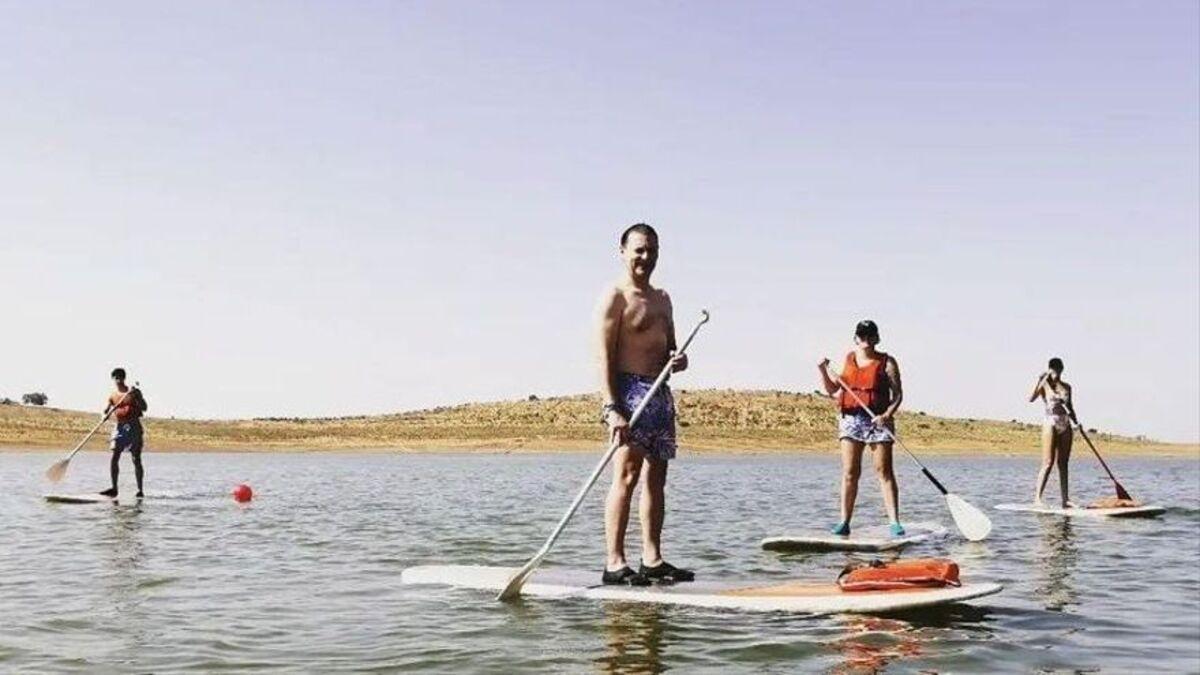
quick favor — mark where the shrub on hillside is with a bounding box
[22,392,49,406]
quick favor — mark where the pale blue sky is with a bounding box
[2,2,1197,441]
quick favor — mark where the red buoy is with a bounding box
[232,483,253,503]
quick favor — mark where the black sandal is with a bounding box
[601,566,651,586]
[639,561,695,583]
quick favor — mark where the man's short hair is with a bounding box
[111,367,126,380]
[620,223,658,247]
[1048,357,1064,372]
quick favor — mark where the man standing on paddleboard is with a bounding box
[595,223,694,586]
[818,320,905,537]
[100,368,148,498]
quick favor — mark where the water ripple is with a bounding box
[0,451,1197,672]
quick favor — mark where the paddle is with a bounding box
[44,383,138,483]
[1068,410,1134,502]
[497,310,711,601]
[823,365,992,542]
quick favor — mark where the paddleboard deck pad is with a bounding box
[761,522,948,553]
[994,503,1166,518]
[401,565,1002,614]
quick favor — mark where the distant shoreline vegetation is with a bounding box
[0,389,1191,454]
[0,393,49,407]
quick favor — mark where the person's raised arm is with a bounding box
[1028,372,1049,402]
[817,358,841,397]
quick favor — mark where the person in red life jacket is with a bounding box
[1029,357,1075,507]
[818,320,905,536]
[99,367,148,498]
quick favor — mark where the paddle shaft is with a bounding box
[62,385,137,463]
[825,363,993,542]
[828,369,948,495]
[531,313,706,557]
[498,311,709,599]
[1069,414,1133,500]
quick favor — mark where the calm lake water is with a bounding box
[1,451,1197,673]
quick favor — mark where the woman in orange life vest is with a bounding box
[818,320,905,536]
[1029,357,1075,507]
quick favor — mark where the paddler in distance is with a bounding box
[99,367,148,498]
[1029,357,1075,507]
[818,320,905,536]
[596,223,694,586]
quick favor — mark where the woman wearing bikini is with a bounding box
[818,320,905,537]
[1030,357,1075,507]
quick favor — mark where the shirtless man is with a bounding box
[595,223,693,586]
[100,368,148,498]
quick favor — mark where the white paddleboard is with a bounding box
[761,522,948,553]
[994,503,1166,518]
[401,565,1002,614]
[44,493,143,504]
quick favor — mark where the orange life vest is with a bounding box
[111,391,141,423]
[837,558,960,592]
[838,351,890,414]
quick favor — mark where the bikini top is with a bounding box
[1044,386,1068,417]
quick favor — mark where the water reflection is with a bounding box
[98,504,152,654]
[829,616,922,674]
[595,602,667,674]
[1034,518,1077,611]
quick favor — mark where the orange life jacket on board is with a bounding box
[837,558,960,592]
[838,351,890,414]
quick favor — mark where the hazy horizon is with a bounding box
[2,2,1197,441]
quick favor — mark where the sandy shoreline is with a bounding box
[3,390,1195,458]
[3,442,1195,457]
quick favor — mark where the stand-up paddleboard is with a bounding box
[994,503,1166,518]
[761,522,948,553]
[44,493,148,505]
[44,493,115,504]
[402,565,1002,614]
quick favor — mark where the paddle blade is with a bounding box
[1114,482,1134,502]
[497,556,541,601]
[496,574,526,602]
[45,458,70,483]
[945,493,992,542]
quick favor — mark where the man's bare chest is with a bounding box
[623,300,669,335]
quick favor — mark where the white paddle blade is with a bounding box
[497,556,541,601]
[946,493,992,542]
[45,459,69,483]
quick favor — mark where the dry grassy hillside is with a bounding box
[1,390,1189,455]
